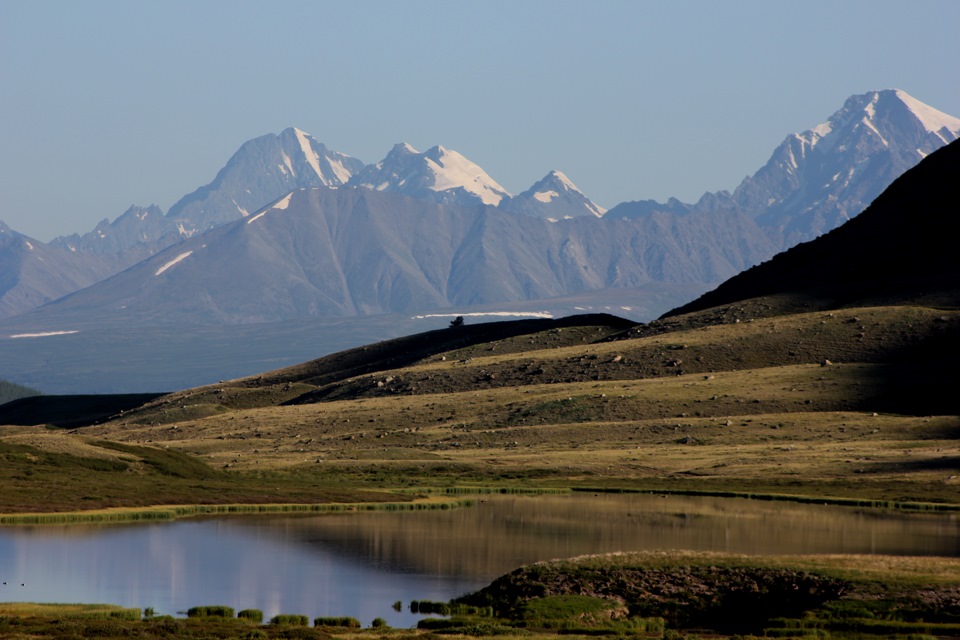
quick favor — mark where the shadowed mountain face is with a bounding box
[665,139,960,318]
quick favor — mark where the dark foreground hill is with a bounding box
[666,139,960,318]
[0,394,165,428]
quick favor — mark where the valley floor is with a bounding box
[1,304,958,515]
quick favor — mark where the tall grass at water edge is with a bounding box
[0,497,476,525]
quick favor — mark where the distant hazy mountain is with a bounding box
[609,89,960,249]
[349,142,511,208]
[6,89,958,325]
[667,138,960,317]
[734,89,960,246]
[50,204,186,264]
[9,187,774,326]
[500,170,606,219]
[605,197,693,221]
[167,127,366,233]
[0,220,119,318]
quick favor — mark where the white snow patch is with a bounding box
[425,147,510,205]
[895,89,960,140]
[327,156,353,184]
[810,121,833,139]
[550,170,579,191]
[413,311,553,320]
[233,199,249,217]
[787,147,798,169]
[10,330,79,339]
[272,193,293,210]
[586,201,607,217]
[860,116,888,146]
[154,250,194,276]
[294,128,327,183]
[247,193,293,223]
[533,190,559,203]
[917,148,928,158]
[24,240,34,250]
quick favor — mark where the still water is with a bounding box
[1,493,958,626]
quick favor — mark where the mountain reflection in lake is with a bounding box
[1,493,958,626]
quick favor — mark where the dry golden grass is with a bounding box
[560,549,960,583]
[0,603,138,616]
[4,304,959,511]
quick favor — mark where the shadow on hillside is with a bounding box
[864,322,960,417]
[860,456,960,474]
[0,394,166,429]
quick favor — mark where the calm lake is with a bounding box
[1,493,958,626]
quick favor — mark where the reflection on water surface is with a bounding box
[0,493,957,626]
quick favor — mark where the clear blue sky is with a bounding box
[2,0,959,241]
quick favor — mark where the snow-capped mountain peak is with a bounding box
[349,143,510,207]
[546,170,579,191]
[422,145,509,206]
[165,129,365,232]
[500,170,606,220]
[730,88,960,247]
[798,89,960,154]
[280,127,360,185]
[894,89,960,141]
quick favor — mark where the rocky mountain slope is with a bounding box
[3,89,956,323]
[609,89,960,249]
[500,170,607,219]
[0,221,124,319]
[666,138,960,318]
[8,187,773,326]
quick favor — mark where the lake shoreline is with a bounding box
[4,551,960,638]
[0,495,475,526]
[2,483,959,526]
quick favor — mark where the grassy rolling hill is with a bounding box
[1,145,958,517]
[0,301,952,515]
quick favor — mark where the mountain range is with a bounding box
[2,89,958,325]
[668,135,960,317]
[1,88,958,394]
[3,89,957,325]
[10,188,772,327]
